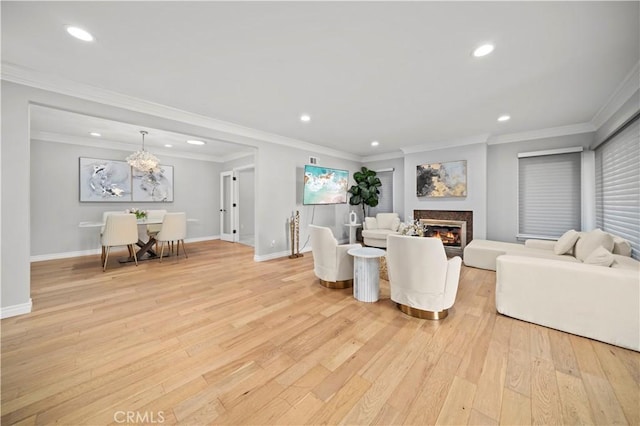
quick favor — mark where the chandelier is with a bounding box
[127,130,160,172]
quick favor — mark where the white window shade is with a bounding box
[369,170,394,216]
[518,152,582,239]
[596,117,639,259]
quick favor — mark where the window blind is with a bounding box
[369,170,394,216]
[595,116,639,259]
[518,152,582,239]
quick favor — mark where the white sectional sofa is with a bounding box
[464,230,640,351]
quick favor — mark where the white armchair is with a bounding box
[309,225,361,288]
[361,213,401,248]
[386,234,462,319]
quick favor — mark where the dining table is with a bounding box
[79,217,197,263]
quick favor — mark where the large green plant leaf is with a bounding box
[348,166,382,216]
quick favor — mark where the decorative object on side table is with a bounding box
[349,210,357,225]
[400,220,429,237]
[126,208,148,220]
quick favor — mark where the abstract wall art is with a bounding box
[79,157,132,202]
[132,165,174,202]
[416,160,467,197]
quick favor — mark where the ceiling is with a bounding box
[3,2,639,158]
[29,105,255,162]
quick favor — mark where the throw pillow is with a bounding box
[391,217,401,232]
[364,217,378,230]
[376,213,397,229]
[583,246,615,267]
[612,235,633,257]
[574,229,614,262]
[554,229,580,255]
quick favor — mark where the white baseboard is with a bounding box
[1,299,33,319]
[30,249,101,262]
[186,235,220,243]
[254,245,312,262]
[254,250,291,262]
[30,235,220,262]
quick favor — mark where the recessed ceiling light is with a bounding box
[89,132,101,137]
[371,141,379,147]
[66,26,94,42]
[473,44,494,57]
[497,115,511,122]
[300,114,311,122]
[186,140,206,145]
[164,144,173,148]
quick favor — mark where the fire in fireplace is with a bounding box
[431,228,460,246]
[419,219,467,255]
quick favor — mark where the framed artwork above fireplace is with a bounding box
[416,160,467,197]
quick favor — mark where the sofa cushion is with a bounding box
[611,254,640,270]
[554,229,580,255]
[377,213,398,230]
[574,229,614,262]
[612,236,633,257]
[364,217,378,230]
[362,229,397,239]
[583,246,615,267]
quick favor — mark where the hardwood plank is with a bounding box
[592,341,640,425]
[403,352,462,425]
[549,329,581,378]
[500,387,532,425]
[556,370,595,424]
[581,372,628,425]
[531,356,563,425]
[472,340,508,421]
[468,408,499,426]
[434,375,477,425]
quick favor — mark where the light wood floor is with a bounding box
[2,240,639,425]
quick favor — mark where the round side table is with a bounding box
[347,247,386,302]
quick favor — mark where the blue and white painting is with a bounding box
[132,165,173,202]
[79,157,132,202]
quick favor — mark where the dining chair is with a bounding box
[101,213,139,271]
[145,209,167,251]
[155,212,188,262]
[100,210,125,236]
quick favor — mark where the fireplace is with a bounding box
[414,210,473,257]
[419,219,467,256]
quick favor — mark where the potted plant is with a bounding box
[348,166,381,221]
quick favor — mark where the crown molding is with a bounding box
[2,62,361,162]
[220,151,255,163]
[487,122,595,145]
[591,61,640,130]
[401,133,490,154]
[31,131,226,163]
[361,150,404,163]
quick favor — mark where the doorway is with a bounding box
[219,171,235,242]
[236,166,255,247]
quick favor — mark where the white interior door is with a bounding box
[220,171,236,242]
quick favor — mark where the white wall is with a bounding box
[404,143,488,240]
[254,144,361,259]
[30,139,220,257]
[486,133,594,243]
[363,157,405,222]
[237,167,255,237]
